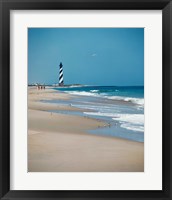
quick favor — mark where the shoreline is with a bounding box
[28,87,144,172]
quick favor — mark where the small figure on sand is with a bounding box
[37,85,40,90]
[36,84,45,90]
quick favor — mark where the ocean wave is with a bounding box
[90,90,99,93]
[120,124,144,132]
[66,91,144,107]
[84,111,119,117]
[107,96,144,106]
[113,114,144,124]
[66,91,99,97]
[84,112,144,132]
[113,114,144,132]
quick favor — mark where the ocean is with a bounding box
[46,86,144,142]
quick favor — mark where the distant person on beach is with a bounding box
[36,85,45,90]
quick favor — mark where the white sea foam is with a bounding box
[66,91,144,108]
[113,114,144,132]
[113,114,144,124]
[126,98,144,106]
[83,111,144,132]
[120,123,144,132]
[107,96,144,106]
[90,90,99,92]
[77,104,119,113]
[67,91,99,97]
[84,112,119,117]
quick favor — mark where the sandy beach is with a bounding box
[28,87,144,172]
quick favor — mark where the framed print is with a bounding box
[0,0,171,199]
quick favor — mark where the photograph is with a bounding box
[28,28,144,172]
[1,0,171,198]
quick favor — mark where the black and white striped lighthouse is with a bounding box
[59,62,64,86]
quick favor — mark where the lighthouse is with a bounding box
[59,62,64,86]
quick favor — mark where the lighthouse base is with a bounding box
[59,83,64,86]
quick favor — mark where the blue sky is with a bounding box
[28,28,144,86]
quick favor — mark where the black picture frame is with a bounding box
[0,0,171,199]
